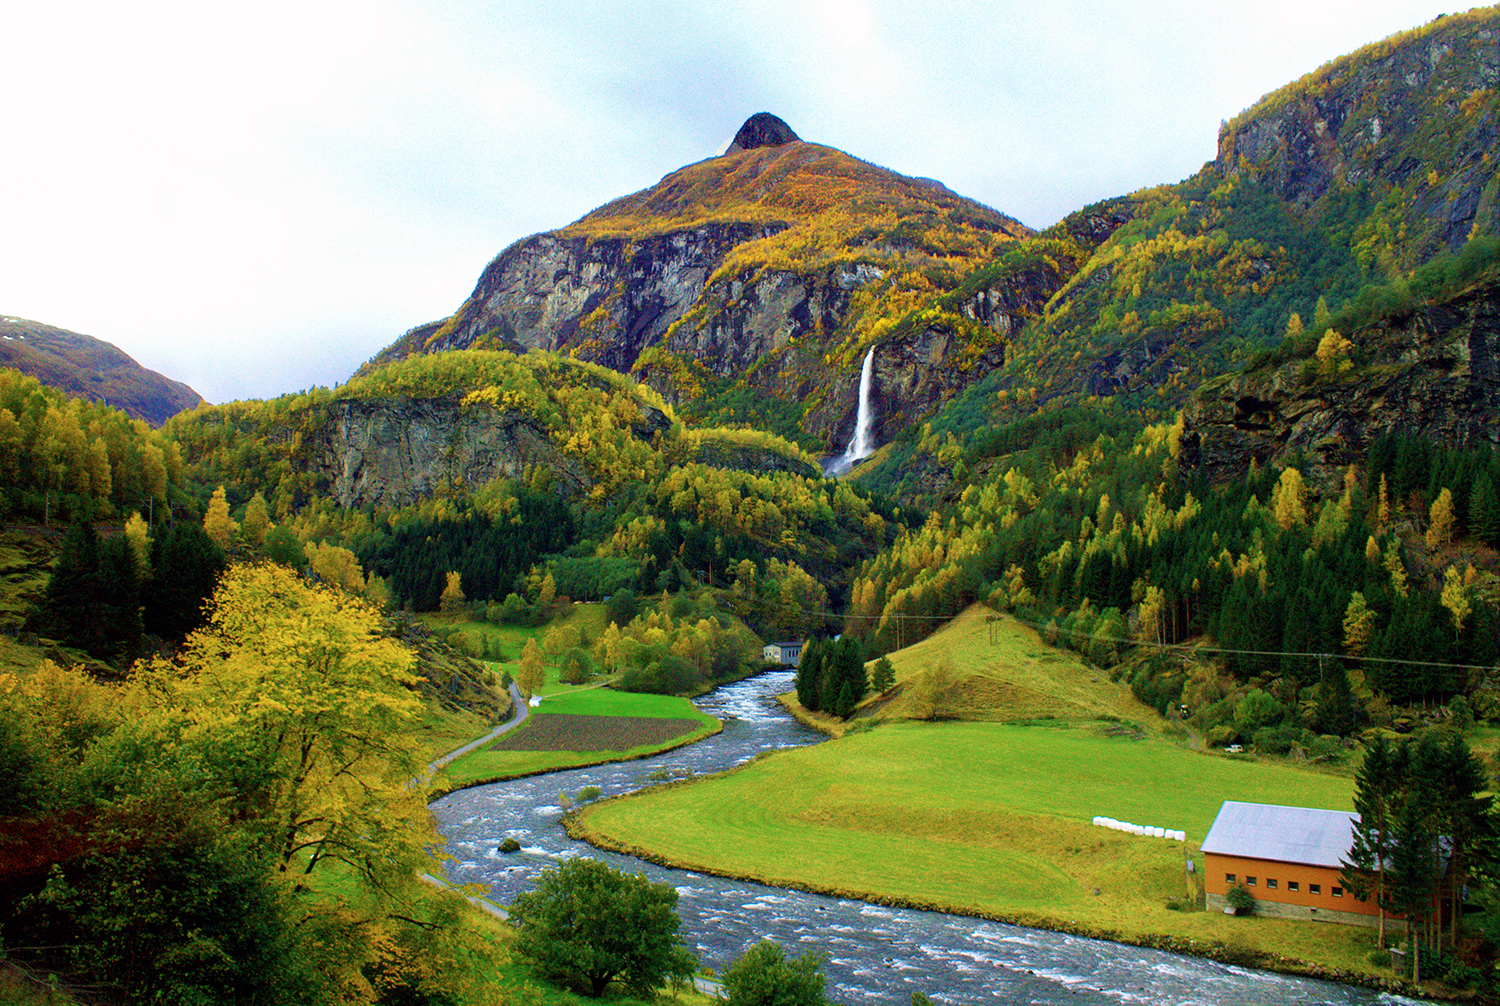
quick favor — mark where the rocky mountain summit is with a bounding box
[365,11,1500,479]
[727,112,799,152]
[367,114,1032,454]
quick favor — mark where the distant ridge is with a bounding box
[0,316,204,425]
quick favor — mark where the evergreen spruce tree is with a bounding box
[795,638,824,712]
[1385,798,1435,981]
[144,523,227,640]
[1425,732,1495,948]
[97,535,142,666]
[1342,734,1401,945]
[40,520,103,653]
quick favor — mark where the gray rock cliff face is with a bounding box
[299,393,810,509]
[416,216,1049,451]
[305,397,589,508]
[1182,281,1500,491]
[435,222,779,368]
[1217,17,1500,251]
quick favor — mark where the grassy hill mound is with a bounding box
[855,603,1164,727]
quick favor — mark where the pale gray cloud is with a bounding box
[0,0,1439,403]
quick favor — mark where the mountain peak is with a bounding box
[726,113,799,153]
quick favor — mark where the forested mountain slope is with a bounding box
[366,10,1500,465]
[366,113,1036,452]
[0,316,202,425]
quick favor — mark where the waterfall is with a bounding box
[824,348,876,476]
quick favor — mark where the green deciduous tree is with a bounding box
[507,858,696,998]
[722,940,829,1006]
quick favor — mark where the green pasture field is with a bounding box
[422,603,611,696]
[441,688,720,788]
[576,719,1385,976]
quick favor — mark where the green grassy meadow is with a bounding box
[441,687,719,787]
[421,603,610,696]
[577,719,1377,971]
[855,605,1169,725]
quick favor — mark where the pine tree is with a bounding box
[145,523,227,640]
[1385,798,1435,980]
[40,521,103,653]
[96,535,142,666]
[1470,472,1499,546]
[1342,734,1401,946]
[871,656,895,694]
[795,638,824,711]
[1426,733,1495,948]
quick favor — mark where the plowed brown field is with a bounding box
[487,713,701,752]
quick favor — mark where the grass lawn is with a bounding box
[857,604,1171,726]
[576,718,1385,977]
[441,688,720,787]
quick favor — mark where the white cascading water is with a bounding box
[825,347,876,475]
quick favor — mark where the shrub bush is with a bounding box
[1226,884,1254,913]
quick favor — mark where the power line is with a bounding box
[685,566,1493,674]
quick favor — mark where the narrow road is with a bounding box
[427,682,529,774]
[418,683,530,918]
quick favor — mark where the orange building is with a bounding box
[1201,801,1382,926]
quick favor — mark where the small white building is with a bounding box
[762,641,805,667]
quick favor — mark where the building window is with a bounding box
[1287,881,1299,892]
[1332,886,1343,898]
[1225,873,1236,883]
[1266,879,1278,889]
[1310,883,1321,895]
[1246,877,1257,886]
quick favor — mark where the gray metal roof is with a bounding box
[1200,801,1358,868]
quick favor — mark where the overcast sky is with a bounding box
[1,1,1447,404]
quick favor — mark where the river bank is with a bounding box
[433,671,1432,1005]
[566,709,1456,1001]
[567,785,1432,1001]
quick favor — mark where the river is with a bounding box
[430,671,1420,1005]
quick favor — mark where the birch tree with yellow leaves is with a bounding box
[134,563,432,885]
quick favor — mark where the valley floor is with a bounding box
[569,719,1436,997]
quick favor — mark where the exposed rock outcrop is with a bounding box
[1217,12,1500,253]
[305,397,590,508]
[727,113,800,152]
[1182,280,1500,491]
[367,131,1034,455]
